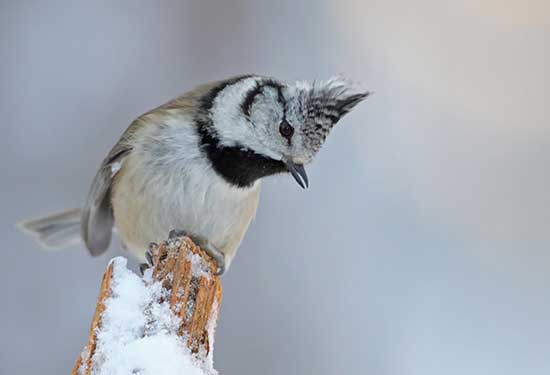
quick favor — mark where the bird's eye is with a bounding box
[279,120,294,140]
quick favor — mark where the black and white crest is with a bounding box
[286,77,371,159]
[196,75,370,188]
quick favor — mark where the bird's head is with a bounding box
[197,75,370,188]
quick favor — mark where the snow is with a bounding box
[83,257,217,375]
[186,251,211,279]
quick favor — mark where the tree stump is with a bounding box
[72,236,222,375]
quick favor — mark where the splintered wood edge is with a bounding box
[151,237,223,354]
[72,262,115,375]
[72,236,222,374]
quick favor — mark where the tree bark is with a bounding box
[72,236,222,375]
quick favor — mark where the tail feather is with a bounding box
[18,208,83,250]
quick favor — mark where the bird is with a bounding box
[18,74,370,275]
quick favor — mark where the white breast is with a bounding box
[111,113,261,267]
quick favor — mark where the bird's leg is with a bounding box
[168,229,226,276]
[201,241,226,276]
[139,242,158,276]
[139,263,149,276]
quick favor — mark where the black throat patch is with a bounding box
[196,75,287,188]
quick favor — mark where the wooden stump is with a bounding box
[72,236,222,375]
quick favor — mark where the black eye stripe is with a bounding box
[200,74,254,114]
[262,79,286,108]
[240,82,263,118]
[275,85,286,108]
[240,79,286,119]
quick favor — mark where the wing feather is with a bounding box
[80,82,218,256]
[81,141,132,256]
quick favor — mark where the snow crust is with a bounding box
[84,257,216,375]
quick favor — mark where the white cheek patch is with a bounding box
[211,78,257,147]
[211,78,282,161]
[252,87,283,126]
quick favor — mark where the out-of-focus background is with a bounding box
[1,1,549,374]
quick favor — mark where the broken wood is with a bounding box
[72,236,222,375]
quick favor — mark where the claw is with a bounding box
[200,241,226,276]
[145,249,153,266]
[139,263,149,276]
[215,261,226,276]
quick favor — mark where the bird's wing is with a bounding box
[81,134,133,256]
[80,80,219,256]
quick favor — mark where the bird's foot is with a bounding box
[168,229,226,276]
[168,229,187,239]
[139,242,159,276]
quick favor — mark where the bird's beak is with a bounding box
[284,160,309,189]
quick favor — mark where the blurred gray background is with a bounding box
[1,1,549,374]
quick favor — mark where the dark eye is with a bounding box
[279,120,294,140]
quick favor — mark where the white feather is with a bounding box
[111,113,260,268]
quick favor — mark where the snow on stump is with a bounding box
[72,236,222,375]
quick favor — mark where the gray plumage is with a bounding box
[19,75,369,273]
[18,208,82,249]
